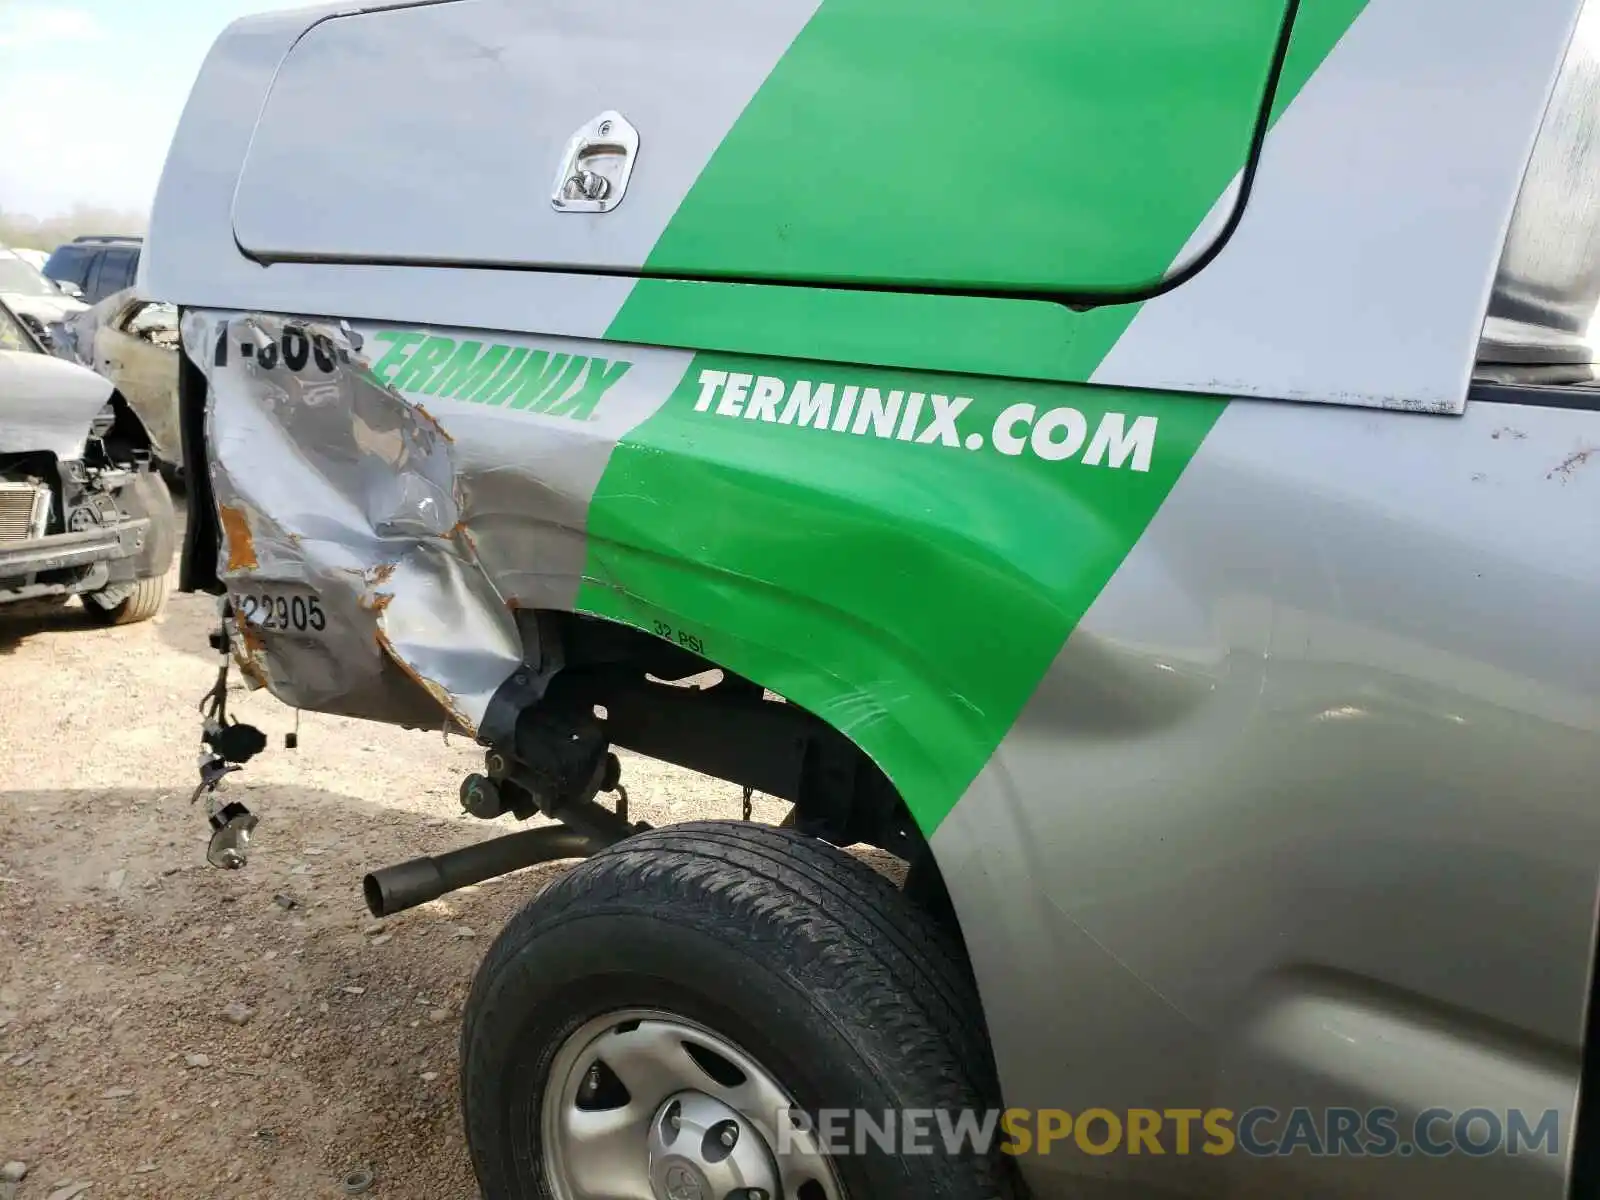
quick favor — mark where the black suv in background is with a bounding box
[43,236,143,306]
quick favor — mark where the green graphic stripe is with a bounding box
[644,0,1290,294]
[606,0,1369,386]
[576,358,1225,834]
[578,1,1366,834]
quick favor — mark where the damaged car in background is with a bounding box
[0,295,175,623]
[53,286,183,477]
[0,244,86,349]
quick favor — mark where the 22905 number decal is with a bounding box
[235,591,327,634]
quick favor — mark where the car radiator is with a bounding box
[0,481,49,544]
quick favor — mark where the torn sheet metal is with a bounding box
[180,310,687,736]
[62,287,184,465]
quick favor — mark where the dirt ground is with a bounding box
[0,536,799,1198]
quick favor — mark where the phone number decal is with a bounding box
[213,324,344,374]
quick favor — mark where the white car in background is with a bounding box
[0,246,87,342]
[11,247,50,273]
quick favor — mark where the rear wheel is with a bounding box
[461,821,1014,1200]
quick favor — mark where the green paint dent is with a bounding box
[578,356,1225,834]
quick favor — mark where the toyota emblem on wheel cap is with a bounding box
[662,1163,706,1200]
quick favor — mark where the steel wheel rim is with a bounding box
[539,1007,845,1200]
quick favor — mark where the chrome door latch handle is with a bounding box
[551,111,638,214]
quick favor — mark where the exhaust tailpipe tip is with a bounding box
[363,825,603,918]
[363,856,448,919]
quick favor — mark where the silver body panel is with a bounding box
[138,0,806,344]
[1093,0,1583,413]
[146,0,1587,415]
[937,395,1600,1198]
[170,306,1600,1200]
[230,0,821,270]
[141,1,1600,1197]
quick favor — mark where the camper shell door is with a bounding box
[229,0,1301,300]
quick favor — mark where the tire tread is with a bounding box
[462,821,1017,1200]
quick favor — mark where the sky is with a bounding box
[0,0,286,217]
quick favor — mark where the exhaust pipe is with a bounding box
[363,825,600,918]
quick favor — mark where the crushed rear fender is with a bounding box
[180,307,1222,838]
[179,309,685,734]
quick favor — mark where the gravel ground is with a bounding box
[0,538,805,1199]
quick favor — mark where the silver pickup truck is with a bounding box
[143,1,1600,1197]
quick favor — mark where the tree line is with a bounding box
[0,204,148,251]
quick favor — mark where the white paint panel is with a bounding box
[143,0,816,341]
[232,0,822,269]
